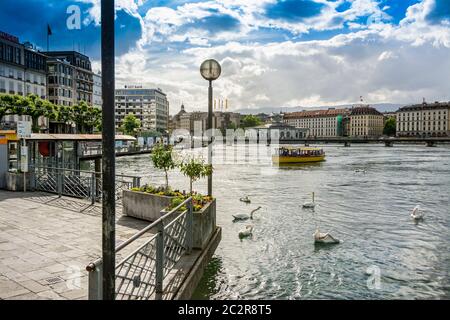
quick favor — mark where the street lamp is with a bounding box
[200,59,221,196]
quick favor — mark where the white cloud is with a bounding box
[88,0,450,113]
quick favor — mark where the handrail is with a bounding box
[86,196,192,272]
[33,165,140,180]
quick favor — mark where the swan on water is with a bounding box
[239,195,251,204]
[355,169,366,173]
[302,192,316,209]
[232,206,262,221]
[239,225,253,238]
[411,205,425,220]
[313,229,340,244]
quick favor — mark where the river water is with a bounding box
[116,144,450,299]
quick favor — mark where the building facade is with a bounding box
[115,86,169,133]
[396,102,450,137]
[0,31,47,99]
[283,108,349,137]
[44,51,94,106]
[93,73,102,108]
[176,110,241,136]
[46,58,75,106]
[349,105,384,137]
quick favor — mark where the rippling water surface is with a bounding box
[116,144,450,299]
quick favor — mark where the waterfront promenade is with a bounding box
[0,191,152,300]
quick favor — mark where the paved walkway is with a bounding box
[0,191,153,300]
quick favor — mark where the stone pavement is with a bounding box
[0,190,153,300]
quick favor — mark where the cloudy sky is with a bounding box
[1,0,450,113]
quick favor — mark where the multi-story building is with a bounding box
[44,51,94,106]
[0,31,47,99]
[283,108,349,137]
[93,73,102,108]
[115,86,169,133]
[212,111,241,132]
[349,105,384,137]
[396,101,450,137]
[169,103,187,132]
[46,57,75,106]
[176,109,241,136]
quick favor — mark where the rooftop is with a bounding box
[283,108,349,119]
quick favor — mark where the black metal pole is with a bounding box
[101,0,116,300]
[207,80,213,196]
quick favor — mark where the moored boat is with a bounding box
[272,147,326,164]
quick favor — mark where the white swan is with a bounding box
[239,195,251,204]
[411,205,424,220]
[239,225,253,238]
[302,192,316,209]
[313,229,340,244]
[232,206,262,221]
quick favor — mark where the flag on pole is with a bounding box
[47,24,52,36]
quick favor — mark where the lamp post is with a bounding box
[101,0,116,300]
[200,59,221,196]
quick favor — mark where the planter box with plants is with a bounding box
[163,193,217,250]
[123,143,217,249]
[122,185,184,222]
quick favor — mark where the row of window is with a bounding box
[0,79,45,97]
[48,87,73,98]
[48,64,73,76]
[0,65,46,84]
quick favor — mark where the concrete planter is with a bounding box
[122,190,174,222]
[192,199,217,250]
[5,172,35,191]
[159,198,217,250]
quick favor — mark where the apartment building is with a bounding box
[44,51,94,106]
[283,108,349,137]
[396,101,450,137]
[0,31,47,99]
[115,86,169,133]
[349,105,384,137]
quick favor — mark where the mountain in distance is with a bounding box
[235,103,407,115]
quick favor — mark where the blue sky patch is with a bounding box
[265,0,325,22]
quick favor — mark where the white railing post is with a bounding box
[87,262,103,300]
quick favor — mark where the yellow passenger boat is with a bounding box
[272,147,326,164]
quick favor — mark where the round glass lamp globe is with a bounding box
[200,59,221,81]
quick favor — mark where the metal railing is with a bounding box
[86,197,193,300]
[33,166,141,204]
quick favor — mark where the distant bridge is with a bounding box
[274,137,450,147]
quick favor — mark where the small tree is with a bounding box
[121,114,141,135]
[179,156,213,194]
[151,143,176,190]
[241,114,262,128]
[383,117,396,136]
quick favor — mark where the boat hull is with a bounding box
[272,155,325,164]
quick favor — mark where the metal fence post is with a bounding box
[57,169,63,196]
[186,198,193,254]
[133,177,141,188]
[91,172,96,205]
[155,222,164,300]
[88,262,103,300]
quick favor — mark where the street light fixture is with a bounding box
[200,59,221,196]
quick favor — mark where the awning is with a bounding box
[25,134,136,141]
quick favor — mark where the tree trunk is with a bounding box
[190,178,193,195]
[165,170,169,191]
